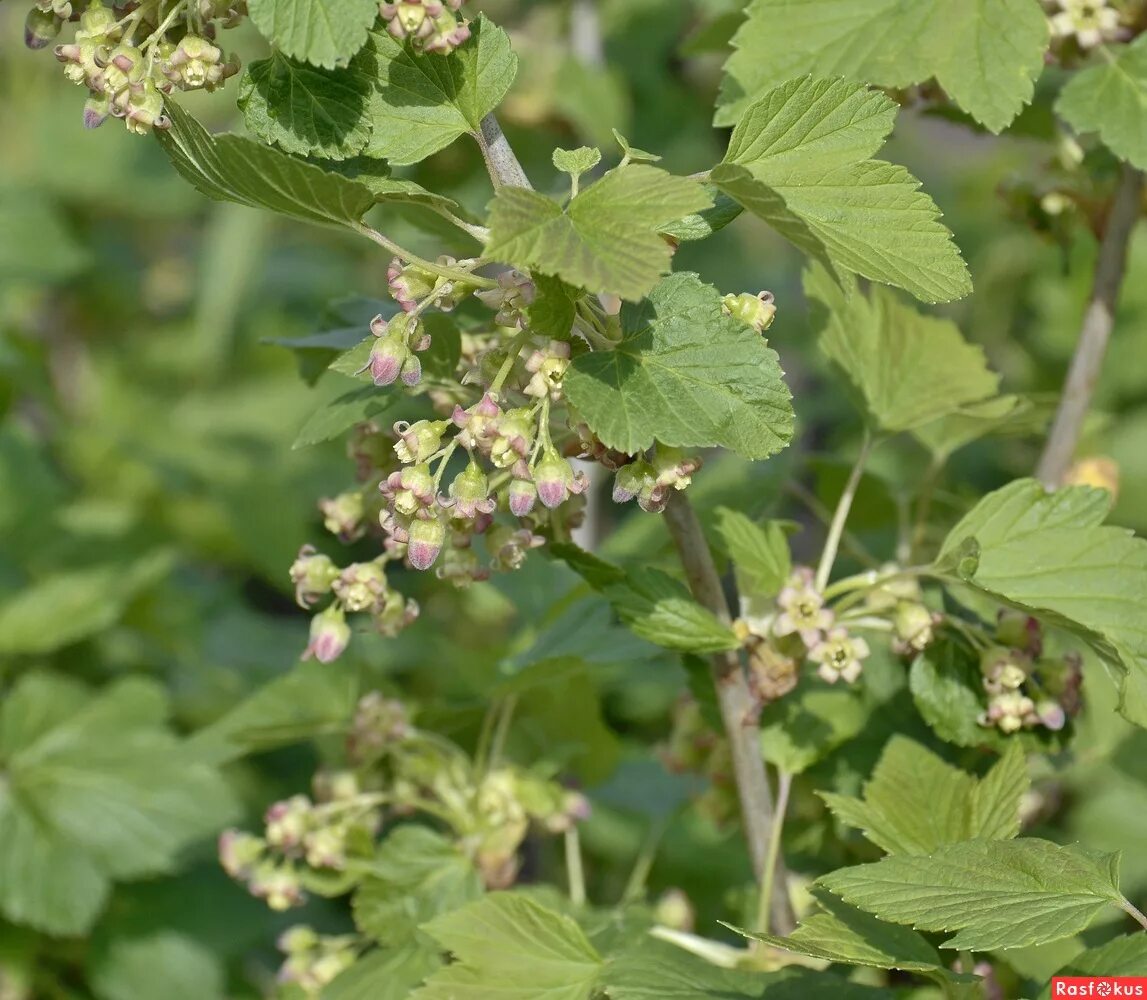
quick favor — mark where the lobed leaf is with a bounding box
[563,273,793,459]
[1057,35,1147,169]
[717,0,1049,134]
[713,77,971,303]
[820,838,1125,950]
[247,0,376,69]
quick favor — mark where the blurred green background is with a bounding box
[3,0,1147,996]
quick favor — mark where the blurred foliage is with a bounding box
[2,0,1147,997]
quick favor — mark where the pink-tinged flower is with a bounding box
[808,627,869,685]
[393,418,449,464]
[318,491,365,542]
[387,256,435,312]
[489,409,534,468]
[452,393,502,452]
[407,513,446,570]
[303,606,351,664]
[487,525,544,571]
[249,864,305,910]
[1037,700,1067,732]
[264,795,312,851]
[773,568,833,647]
[507,478,537,516]
[533,449,587,509]
[372,590,420,637]
[980,690,1037,734]
[524,341,571,399]
[440,462,496,519]
[332,561,388,612]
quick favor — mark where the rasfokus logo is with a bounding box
[1052,979,1147,997]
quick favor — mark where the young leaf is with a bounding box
[353,827,482,948]
[717,0,1049,134]
[238,51,374,160]
[936,479,1147,726]
[484,168,710,301]
[712,78,971,303]
[553,146,602,184]
[805,265,998,431]
[611,128,661,165]
[1056,35,1147,169]
[659,187,744,243]
[713,507,791,600]
[156,103,376,231]
[819,839,1125,950]
[412,893,603,1000]
[820,735,1028,853]
[247,0,376,69]
[366,16,518,165]
[563,273,793,458]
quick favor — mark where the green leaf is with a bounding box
[553,146,602,183]
[189,658,361,764]
[820,736,1028,854]
[712,78,971,303]
[238,51,373,160]
[717,0,1049,133]
[601,939,896,999]
[353,827,482,948]
[412,893,603,1000]
[484,168,710,301]
[90,932,224,1000]
[293,380,401,448]
[0,674,235,935]
[820,839,1125,950]
[247,0,375,69]
[157,102,376,230]
[0,553,172,655]
[713,508,791,600]
[563,273,793,458]
[1056,35,1147,168]
[759,681,869,774]
[611,129,660,165]
[327,161,471,218]
[607,568,740,654]
[1045,934,1147,992]
[325,946,442,1000]
[805,265,998,431]
[658,187,743,243]
[911,395,1035,461]
[366,16,518,165]
[729,894,952,976]
[936,479,1147,725]
[525,274,578,339]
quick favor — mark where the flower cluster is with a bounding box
[220,692,590,906]
[1046,0,1121,49]
[380,0,469,54]
[37,0,240,134]
[736,567,872,693]
[977,612,1083,734]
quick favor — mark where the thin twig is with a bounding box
[475,114,532,190]
[354,224,496,287]
[755,770,792,939]
[662,491,795,934]
[815,431,874,592]
[1037,163,1144,487]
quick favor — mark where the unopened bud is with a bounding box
[303,605,351,664]
[25,7,61,48]
[407,514,446,570]
[722,291,776,332]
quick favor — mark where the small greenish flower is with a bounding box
[774,567,833,647]
[1050,0,1119,48]
[809,627,869,684]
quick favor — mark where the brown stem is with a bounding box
[1037,163,1144,487]
[662,491,796,934]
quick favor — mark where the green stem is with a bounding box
[355,224,496,288]
[755,770,792,938]
[1120,897,1147,932]
[488,694,518,769]
[815,431,874,593]
[621,819,669,904]
[565,827,586,907]
[490,329,533,395]
[431,442,459,492]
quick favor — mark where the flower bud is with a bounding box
[82,93,111,129]
[265,795,312,851]
[289,545,340,607]
[1036,700,1067,731]
[996,610,1042,656]
[533,449,586,509]
[487,525,544,571]
[358,325,407,386]
[893,601,935,652]
[277,925,319,956]
[219,829,265,879]
[722,291,776,332]
[76,2,118,42]
[372,589,420,637]
[25,8,61,49]
[507,478,537,516]
[332,561,388,612]
[400,351,422,387]
[393,418,449,464]
[319,491,365,541]
[387,256,436,311]
[654,888,696,932]
[249,864,305,910]
[613,461,651,504]
[303,605,351,664]
[407,513,446,570]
